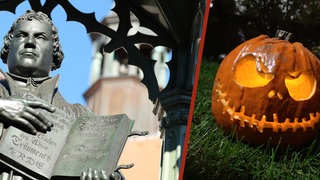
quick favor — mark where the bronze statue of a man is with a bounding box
[0,10,93,134]
[0,10,121,180]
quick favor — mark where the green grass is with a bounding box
[184,58,320,179]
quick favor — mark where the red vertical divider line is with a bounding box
[179,0,211,179]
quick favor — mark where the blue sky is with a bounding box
[0,0,113,105]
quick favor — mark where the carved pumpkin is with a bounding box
[211,31,320,147]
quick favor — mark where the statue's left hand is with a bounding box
[80,168,123,180]
[80,169,108,180]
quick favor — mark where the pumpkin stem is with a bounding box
[275,30,292,40]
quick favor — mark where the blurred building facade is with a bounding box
[84,10,170,180]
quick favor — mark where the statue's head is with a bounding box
[0,10,64,77]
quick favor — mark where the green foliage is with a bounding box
[184,58,320,179]
[207,0,320,60]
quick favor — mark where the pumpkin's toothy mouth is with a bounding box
[214,83,320,133]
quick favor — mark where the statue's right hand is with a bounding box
[0,96,55,134]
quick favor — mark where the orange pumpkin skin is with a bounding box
[212,34,320,147]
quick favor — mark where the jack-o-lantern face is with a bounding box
[211,34,320,147]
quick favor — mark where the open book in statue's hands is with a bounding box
[0,99,134,180]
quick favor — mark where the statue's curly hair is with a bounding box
[0,10,64,70]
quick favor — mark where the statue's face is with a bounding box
[7,19,54,77]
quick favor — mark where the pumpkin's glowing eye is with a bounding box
[285,71,316,101]
[233,55,274,87]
